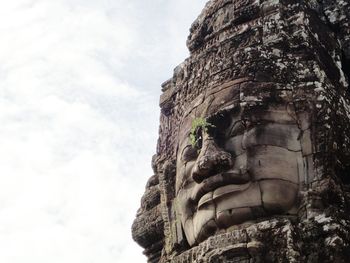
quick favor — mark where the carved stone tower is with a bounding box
[132,0,350,262]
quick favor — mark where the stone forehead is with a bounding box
[157,2,344,161]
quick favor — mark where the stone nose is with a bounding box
[192,136,233,183]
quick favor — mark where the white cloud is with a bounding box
[0,0,208,262]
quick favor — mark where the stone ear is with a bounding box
[162,160,177,198]
[159,160,179,255]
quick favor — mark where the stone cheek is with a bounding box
[247,147,297,181]
[259,179,299,213]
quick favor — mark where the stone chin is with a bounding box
[179,178,299,246]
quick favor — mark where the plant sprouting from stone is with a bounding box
[189,117,215,148]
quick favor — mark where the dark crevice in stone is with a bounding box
[341,51,350,95]
[336,165,350,185]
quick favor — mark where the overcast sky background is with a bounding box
[0,0,208,262]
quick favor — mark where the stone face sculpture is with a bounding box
[132,0,350,262]
[176,103,303,246]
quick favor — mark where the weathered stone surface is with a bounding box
[132,0,350,262]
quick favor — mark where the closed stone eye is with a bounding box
[182,144,199,162]
[228,120,246,137]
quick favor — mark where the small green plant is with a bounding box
[189,117,215,148]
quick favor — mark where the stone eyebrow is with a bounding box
[207,108,237,124]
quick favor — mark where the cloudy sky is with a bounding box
[0,0,207,262]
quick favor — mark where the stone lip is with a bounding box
[191,171,251,206]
